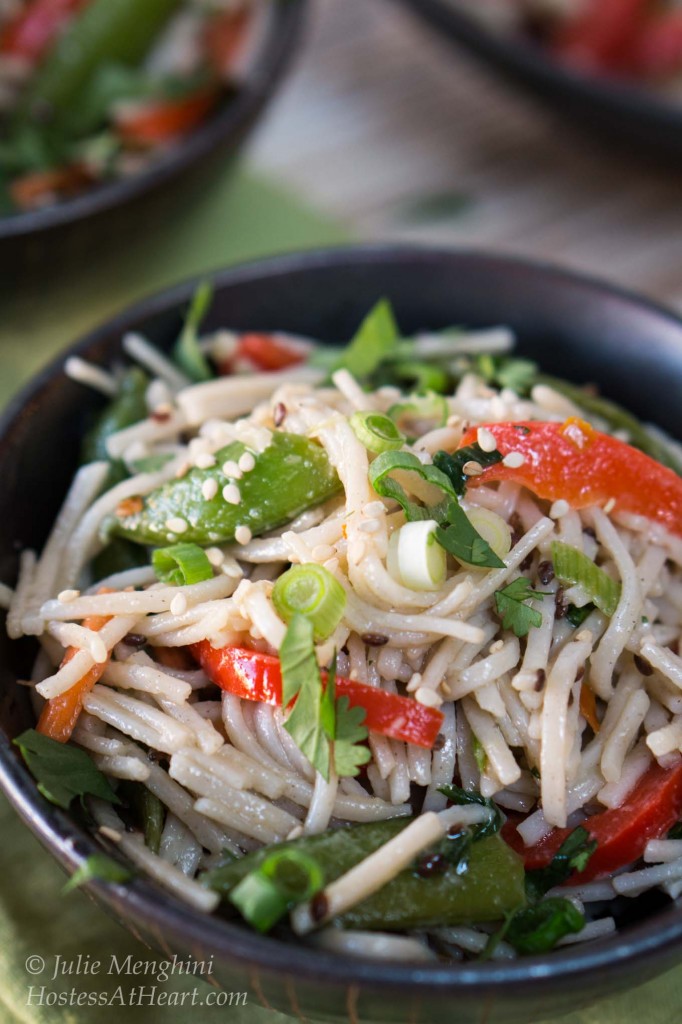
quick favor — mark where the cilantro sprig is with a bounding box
[279,615,371,781]
[494,577,550,637]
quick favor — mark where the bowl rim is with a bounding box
[2,242,682,999]
[393,0,682,136]
[0,0,307,242]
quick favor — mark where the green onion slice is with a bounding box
[350,411,406,454]
[272,564,346,640]
[152,542,213,586]
[388,391,448,441]
[551,541,621,616]
[229,849,324,933]
[172,280,213,383]
[392,520,447,591]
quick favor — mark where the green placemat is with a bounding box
[1,163,681,1023]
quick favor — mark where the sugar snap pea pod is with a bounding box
[201,819,525,930]
[108,431,342,547]
[18,0,183,129]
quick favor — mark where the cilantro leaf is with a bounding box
[13,729,120,810]
[334,298,400,379]
[437,783,503,841]
[505,898,585,954]
[494,577,548,637]
[280,615,331,779]
[334,696,371,777]
[433,444,503,498]
[63,853,132,893]
[525,826,597,901]
[475,355,538,395]
[280,617,369,781]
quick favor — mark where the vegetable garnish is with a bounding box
[432,444,503,498]
[504,898,585,954]
[14,729,119,809]
[172,280,213,383]
[119,781,165,854]
[458,421,682,538]
[494,577,550,638]
[152,542,213,586]
[229,848,324,933]
[390,520,447,592]
[279,615,370,781]
[387,391,448,440]
[272,563,346,642]
[330,298,400,379]
[524,827,597,901]
[190,642,444,749]
[368,450,505,569]
[350,411,406,453]
[438,784,503,843]
[551,541,621,617]
[510,761,682,882]
[63,853,133,894]
[37,600,113,743]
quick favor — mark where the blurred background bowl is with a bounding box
[392,0,682,163]
[1,246,682,1023]
[0,0,307,279]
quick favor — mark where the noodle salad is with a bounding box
[6,290,682,963]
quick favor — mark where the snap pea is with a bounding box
[202,819,526,930]
[17,0,183,131]
[108,431,342,547]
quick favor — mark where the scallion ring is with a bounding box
[272,563,346,640]
[392,519,447,592]
[463,507,512,560]
[152,543,213,586]
[229,849,324,933]
[350,411,406,454]
[388,391,448,441]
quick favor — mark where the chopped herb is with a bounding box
[433,445,503,498]
[668,822,682,840]
[437,784,503,842]
[172,280,213,382]
[566,603,595,628]
[505,898,585,954]
[14,729,120,810]
[475,355,538,395]
[472,736,488,775]
[63,853,132,893]
[494,577,549,638]
[333,298,400,380]
[525,826,597,901]
[279,616,370,781]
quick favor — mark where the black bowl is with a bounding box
[1,246,682,1024]
[0,0,306,279]
[393,0,682,163]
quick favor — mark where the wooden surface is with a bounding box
[250,0,682,309]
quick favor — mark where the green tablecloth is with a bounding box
[1,164,680,1024]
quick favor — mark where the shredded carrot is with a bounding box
[580,682,601,733]
[36,591,113,743]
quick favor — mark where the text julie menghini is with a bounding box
[24,953,248,1008]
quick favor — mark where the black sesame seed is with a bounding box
[310,892,329,923]
[361,633,389,647]
[537,560,555,586]
[634,654,653,676]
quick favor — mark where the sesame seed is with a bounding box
[477,427,497,453]
[175,462,191,479]
[416,686,443,708]
[550,499,570,519]
[57,589,80,603]
[603,498,616,514]
[234,525,252,545]
[462,460,483,476]
[165,517,188,534]
[502,452,525,469]
[238,452,256,473]
[170,594,187,616]
[202,479,218,501]
[205,547,224,566]
[222,483,241,505]
[195,452,216,470]
[489,639,504,654]
[222,460,242,479]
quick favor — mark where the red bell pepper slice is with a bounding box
[504,760,682,882]
[204,5,251,78]
[114,88,219,146]
[458,420,682,538]
[190,642,444,749]
[0,0,89,63]
[552,0,650,74]
[633,11,682,79]
[232,333,308,373]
